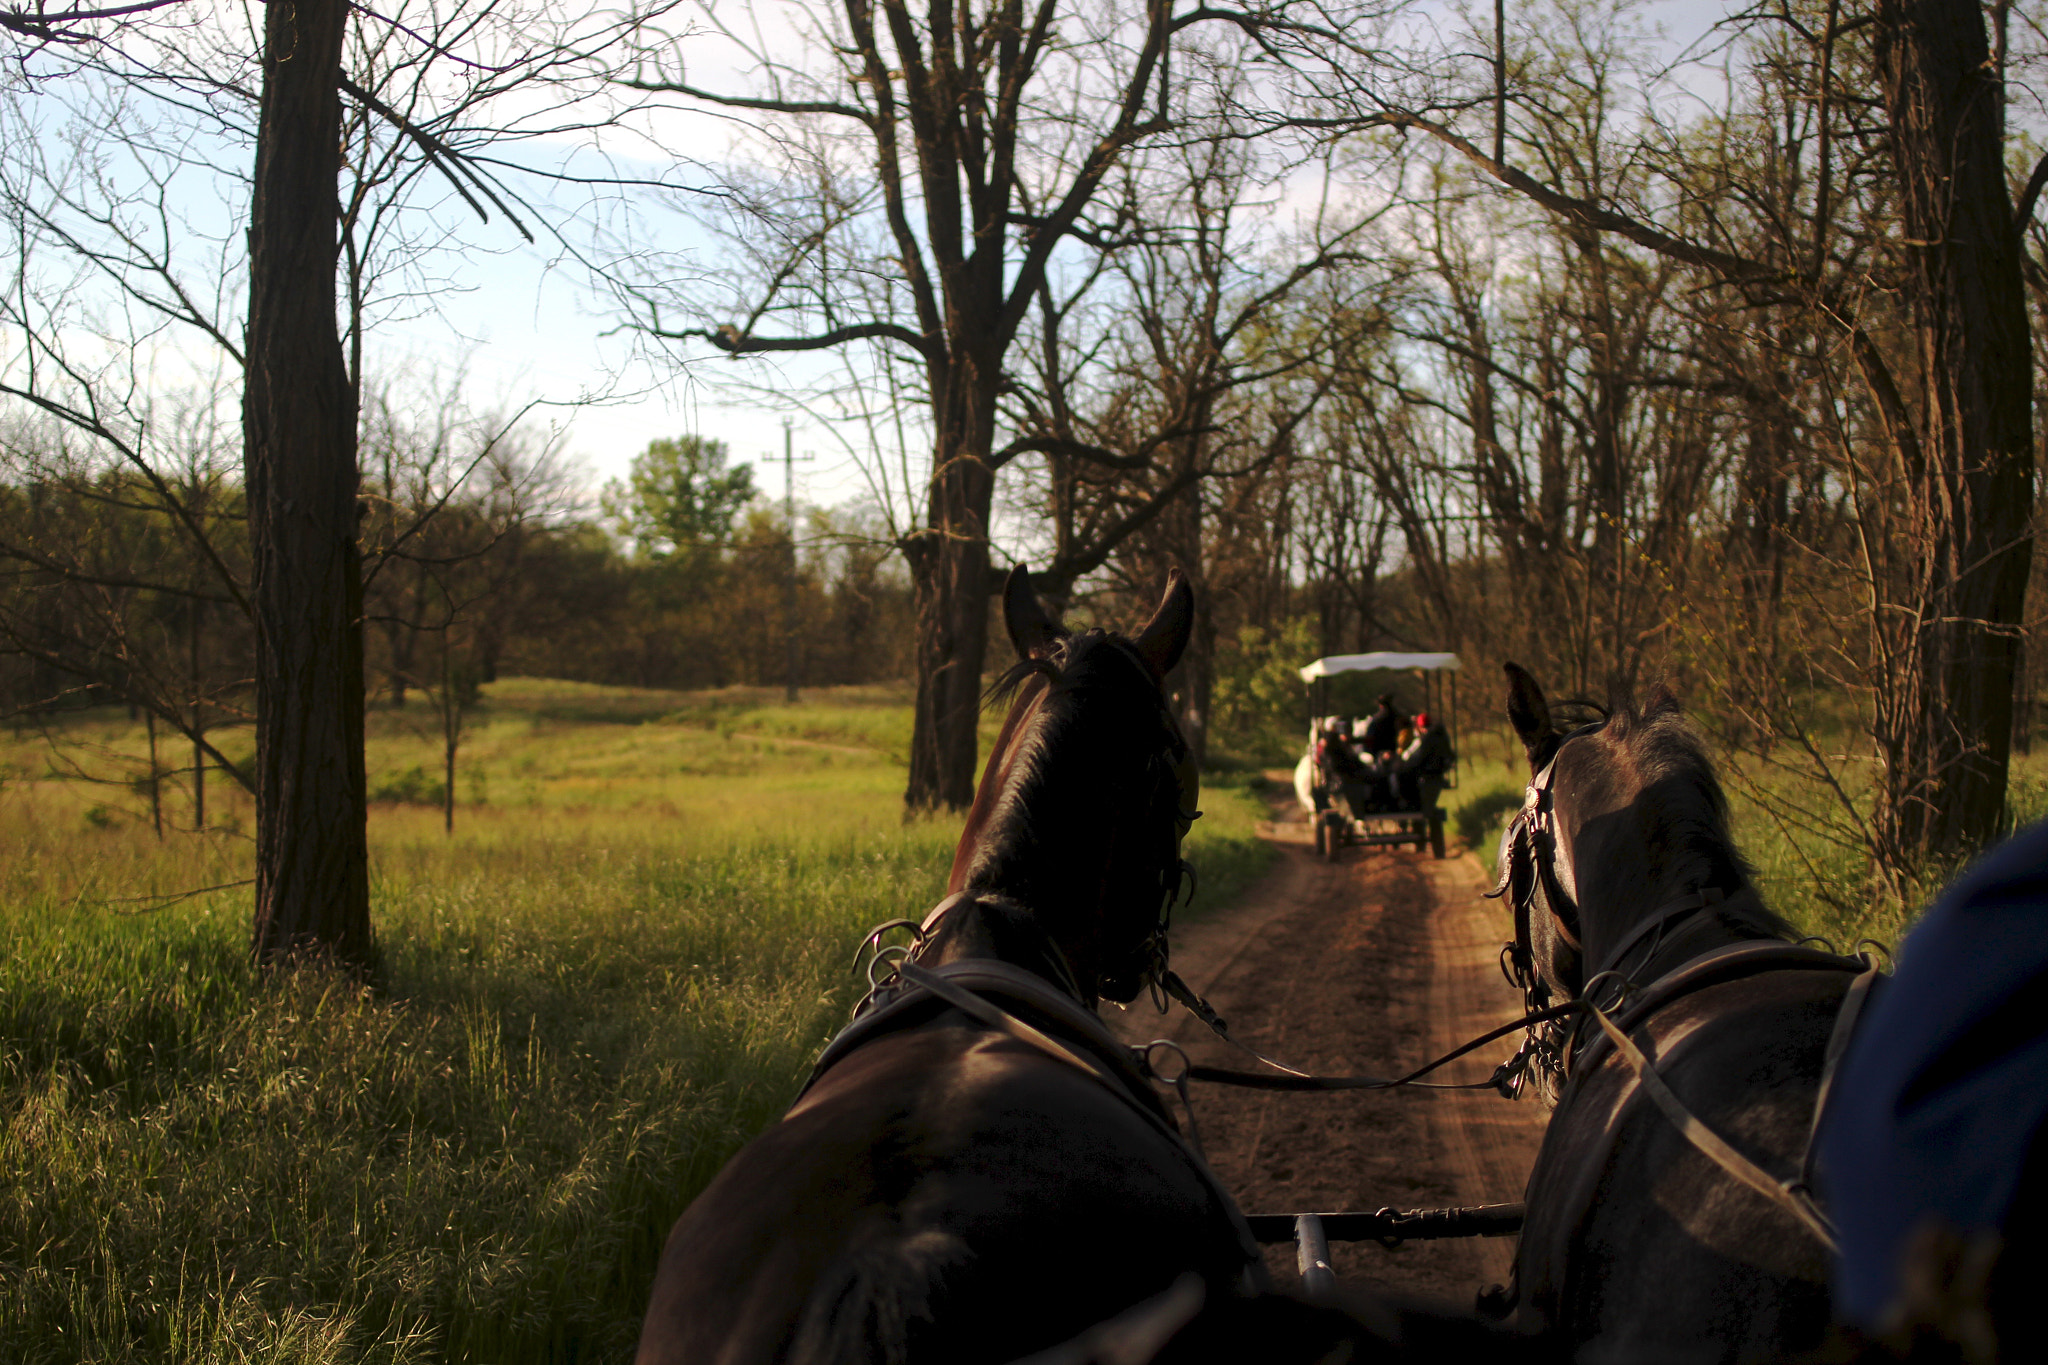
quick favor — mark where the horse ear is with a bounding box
[1504,661,1558,760]
[1131,570,1194,678]
[1003,565,1063,660]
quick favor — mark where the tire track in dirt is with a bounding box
[1106,805,1547,1306]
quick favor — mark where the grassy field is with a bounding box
[0,680,1273,1365]
[1435,717,2048,952]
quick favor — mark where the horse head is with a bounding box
[937,566,1197,1006]
[1495,664,1791,1089]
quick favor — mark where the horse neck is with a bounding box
[950,790,1137,1006]
[1567,794,1770,981]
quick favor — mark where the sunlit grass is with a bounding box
[1417,720,2033,952]
[0,678,1271,1364]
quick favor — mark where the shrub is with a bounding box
[1210,617,1317,766]
[369,765,447,807]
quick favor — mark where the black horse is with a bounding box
[1493,663,1866,1362]
[635,569,1262,1365]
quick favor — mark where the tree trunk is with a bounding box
[244,0,374,970]
[1873,0,2035,865]
[904,397,997,812]
[189,595,206,829]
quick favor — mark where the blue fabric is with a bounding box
[1820,820,2048,1326]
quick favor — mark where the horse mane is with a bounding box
[981,625,1107,709]
[1591,688,1797,941]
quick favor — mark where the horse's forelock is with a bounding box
[1606,700,1720,808]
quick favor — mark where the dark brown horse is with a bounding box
[1494,663,1865,1363]
[635,569,1262,1365]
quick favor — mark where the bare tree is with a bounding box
[997,126,1379,760]
[240,0,372,967]
[1868,0,2035,863]
[614,0,1371,808]
[4,0,681,965]
[0,395,254,822]
[1299,0,2038,879]
[360,388,575,832]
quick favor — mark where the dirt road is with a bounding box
[1107,802,1548,1306]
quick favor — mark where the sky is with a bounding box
[370,240,875,513]
[363,0,1736,509]
[3,0,1745,521]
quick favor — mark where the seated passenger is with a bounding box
[1392,712,1453,809]
[1820,820,2048,1350]
[1358,693,1406,759]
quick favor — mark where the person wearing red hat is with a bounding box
[1391,710,1453,810]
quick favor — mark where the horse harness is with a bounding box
[793,641,1210,1159]
[1488,743,1882,1248]
[795,891,1264,1267]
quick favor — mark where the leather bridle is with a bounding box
[1487,740,1593,1094]
[1487,722,1745,1098]
[1488,724,1818,1101]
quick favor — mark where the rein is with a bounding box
[1164,996,1587,1094]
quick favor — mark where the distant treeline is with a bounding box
[484,511,915,695]
[0,418,913,752]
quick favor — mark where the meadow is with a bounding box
[0,680,1274,1365]
[7,673,2019,1363]
[1437,715,2048,952]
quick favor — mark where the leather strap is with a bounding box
[1577,940,1868,1076]
[1582,999,1838,1248]
[1591,888,1728,979]
[896,961,1139,1104]
[799,958,1170,1123]
[1799,960,1883,1191]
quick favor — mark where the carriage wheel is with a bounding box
[1313,812,1327,857]
[1321,813,1341,863]
[1430,817,1447,860]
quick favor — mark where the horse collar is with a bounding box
[905,891,1090,1006]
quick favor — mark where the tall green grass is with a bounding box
[0,680,1270,1364]
[1426,720,2048,952]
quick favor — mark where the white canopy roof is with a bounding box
[1300,652,1461,682]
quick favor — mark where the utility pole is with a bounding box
[778,419,814,703]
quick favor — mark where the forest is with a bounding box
[2,0,2045,937]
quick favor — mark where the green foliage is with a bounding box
[1452,785,1523,850]
[1209,616,1317,766]
[368,765,448,807]
[600,436,756,560]
[0,680,1273,1364]
[1177,771,1279,925]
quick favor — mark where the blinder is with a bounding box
[1486,742,1594,1096]
[1488,754,1586,972]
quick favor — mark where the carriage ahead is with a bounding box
[1292,651,1460,860]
